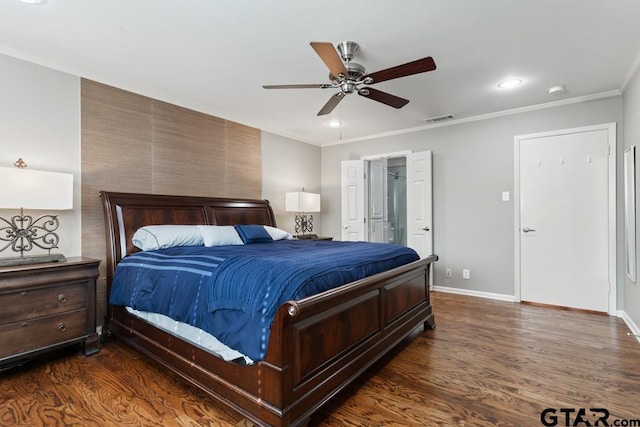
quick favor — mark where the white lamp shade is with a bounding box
[0,167,73,210]
[285,191,320,213]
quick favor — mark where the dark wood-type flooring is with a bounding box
[2,292,639,426]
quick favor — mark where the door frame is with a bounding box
[361,150,413,161]
[513,123,617,315]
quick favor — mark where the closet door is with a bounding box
[516,125,614,313]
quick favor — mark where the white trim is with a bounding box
[361,150,412,160]
[513,123,617,315]
[621,49,640,92]
[320,90,621,147]
[433,285,516,302]
[621,311,640,344]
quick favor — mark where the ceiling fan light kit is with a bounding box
[263,40,436,116]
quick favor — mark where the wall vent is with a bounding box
[423,114,454,123]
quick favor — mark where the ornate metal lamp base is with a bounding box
[0,253,66,267]
[0,209,66,267]
[294,213,314,235]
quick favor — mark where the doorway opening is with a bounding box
[384,157,407,246]
[341,150,432,258]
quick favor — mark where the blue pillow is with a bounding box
[234,224,274,244]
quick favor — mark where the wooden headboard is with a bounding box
[100,191,276,288]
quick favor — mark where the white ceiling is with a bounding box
[1,0,639,146]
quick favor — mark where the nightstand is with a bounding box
[0,257,100,370]
[295,234,333,241]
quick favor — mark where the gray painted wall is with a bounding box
[261,131,322,236]
[623,68,640,330]
[0,53,81,260]
[321,97,623,299]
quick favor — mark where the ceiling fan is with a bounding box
[263,41,436,116]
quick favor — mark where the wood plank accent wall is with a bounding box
[80,79,261,326]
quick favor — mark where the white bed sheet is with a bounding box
[125,307,253,364]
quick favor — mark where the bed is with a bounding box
[100,191,437,426]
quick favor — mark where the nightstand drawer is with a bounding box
[0,309,88,358]
[0,282,87,324]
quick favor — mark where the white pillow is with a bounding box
[132,225,204,251]
[264,225,293,241]
[197,225,244,246]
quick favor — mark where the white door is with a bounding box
[341,160,365,241]
[407,151,433,258]
[516,124,616,313]
[368,159,387,243]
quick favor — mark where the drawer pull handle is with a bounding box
[58,323,67,332]
[21,322,28,328]
[58,294,67,303]
[21,291,28,297]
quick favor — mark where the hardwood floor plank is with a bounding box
[1,292,639,426]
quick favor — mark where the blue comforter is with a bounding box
[110,240,419,361]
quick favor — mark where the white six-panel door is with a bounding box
[407,151,433,258]
[341,160,365,241]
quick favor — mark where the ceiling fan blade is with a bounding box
[317,92,345,116]
[358,87,409,109]
[310,42,348,77]
[263,84,329,89]
[364,56,436,84]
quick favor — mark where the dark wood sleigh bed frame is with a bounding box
[100,191,437,426]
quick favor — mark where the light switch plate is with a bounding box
[502,191,510,202]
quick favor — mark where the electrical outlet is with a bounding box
[445,268,452,278]
[462,269,470,280]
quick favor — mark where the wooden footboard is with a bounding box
[100,191,436,426]
[105,255,435,426]
[266,255,436,425]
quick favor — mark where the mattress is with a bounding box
[110,240,420,360]
[125,307,253,364]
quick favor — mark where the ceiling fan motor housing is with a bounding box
[329,62,366,85]
[336,41,360,62]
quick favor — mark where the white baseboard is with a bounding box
[621,311,640,344]
[432,285,516,302]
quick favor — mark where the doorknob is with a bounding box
[522,227,536,233]
[421,226,430,231]
[343,225,351,230]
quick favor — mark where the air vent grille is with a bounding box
[423,114,454,123]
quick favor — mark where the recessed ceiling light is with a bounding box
[20,0,47,4]
[328,120,342,128]
[497,79,523,89]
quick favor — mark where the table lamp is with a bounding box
[285,189,321,236]
[0,158,73,267]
